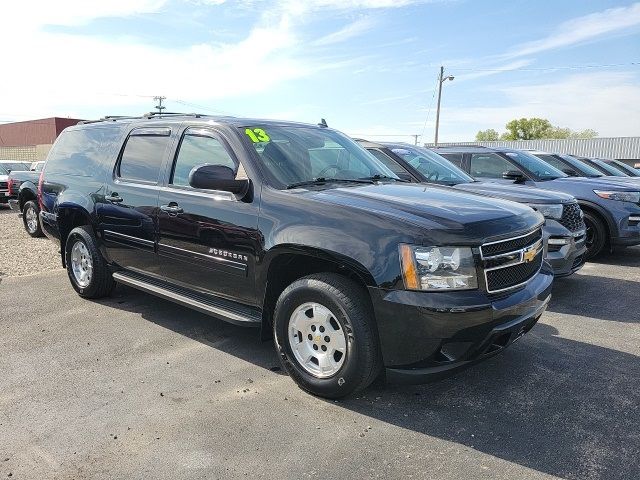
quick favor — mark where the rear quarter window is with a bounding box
[45,126,122,177]
[117,133,170,184]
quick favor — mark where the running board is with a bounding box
[112,271,261,327]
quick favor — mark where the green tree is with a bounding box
[503,118,553,140]
[475,118,599,141]
[569,128,598,139]
[475,129,500,141]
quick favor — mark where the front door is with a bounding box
[99,126,173,276]
[157,127,260,306]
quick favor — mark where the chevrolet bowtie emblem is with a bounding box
[523,248,538,263]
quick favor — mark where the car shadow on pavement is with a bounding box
[594,246,640,268]
[98,285,640,480]
[338,322,640,480]
[548,274,639,323]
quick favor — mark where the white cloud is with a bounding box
[440,72,640,141]
[0,1,310,118]
[503,3,640,59]
[312,17,376,46]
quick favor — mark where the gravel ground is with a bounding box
[0,205,62,278]
[0,218,638,478]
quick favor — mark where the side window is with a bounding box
[440,153,463,167]
[171,134,237,187]
[538,154,569,172]
[470,153,515,178]
[368,149,407,176]
[118,132,170,183]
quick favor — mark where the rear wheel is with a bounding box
[273,273,381,398]
[22,200,43,237]
[583,211,606,259]
[65,226,115,298]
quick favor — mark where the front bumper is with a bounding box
[368,265,554,384]
[607,202,640,247]
[543,220,587,277]
[0,190,10,203]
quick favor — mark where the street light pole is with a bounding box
[434,66,454,147]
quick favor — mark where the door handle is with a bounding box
[160,203,183,214]
[107,193,123,203]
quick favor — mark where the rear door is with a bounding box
[99,126,174,276]
[156,126,260,305]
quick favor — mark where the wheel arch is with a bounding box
[258,245,377,341]
[17,183,38,210]
[57,206,97,267]
[577,200,614,238]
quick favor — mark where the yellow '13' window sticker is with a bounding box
[245,128,270,143]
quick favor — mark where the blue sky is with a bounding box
[1,0,639,141]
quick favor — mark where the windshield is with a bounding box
[389,145,475,185]
[611,160,640,176]
[558,154,604,177]
[242,125,399,188]
[0,162,29,174]
[502,151,566,180]
[588,158,628,176]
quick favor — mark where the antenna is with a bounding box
[318,118,328,128]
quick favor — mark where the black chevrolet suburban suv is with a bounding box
[39,114,553,398]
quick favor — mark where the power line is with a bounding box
[451,61,640,72]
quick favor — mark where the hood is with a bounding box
[454,181,575,204]
[298,182,543,243]
[584,176,640,187]
[551,176,640,191]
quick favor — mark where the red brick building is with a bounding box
[0,117,84,160]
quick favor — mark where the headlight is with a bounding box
[594,190,640,203]
[399,245,478,291]
[527,203,563,219]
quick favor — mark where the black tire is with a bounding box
[65,226,115,298]
[22,200,44,237]
[583,211,607,259]
[273,273,382,399]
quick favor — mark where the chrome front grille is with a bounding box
[481,228,544,294]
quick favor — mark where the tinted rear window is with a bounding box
[46,127,122,177]
[118,133,170,183]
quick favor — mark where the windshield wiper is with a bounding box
[360,174,409,183]
[286,177,374,189]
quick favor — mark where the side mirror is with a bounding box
[189,164,250,196]
[502,170,525,181]
[562,168,578,177]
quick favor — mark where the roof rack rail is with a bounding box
[78,112,209,125]
[141,112,203,118]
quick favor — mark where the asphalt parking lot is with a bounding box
[0,207,639,479]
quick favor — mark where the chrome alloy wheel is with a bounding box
[288,302,347,378]
[25,205,38,233]
[70,240,93,288]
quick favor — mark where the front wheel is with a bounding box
[273,273,381,398]
[65,226,115,298]
[22,200,44,237]
[583,212,607,259]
